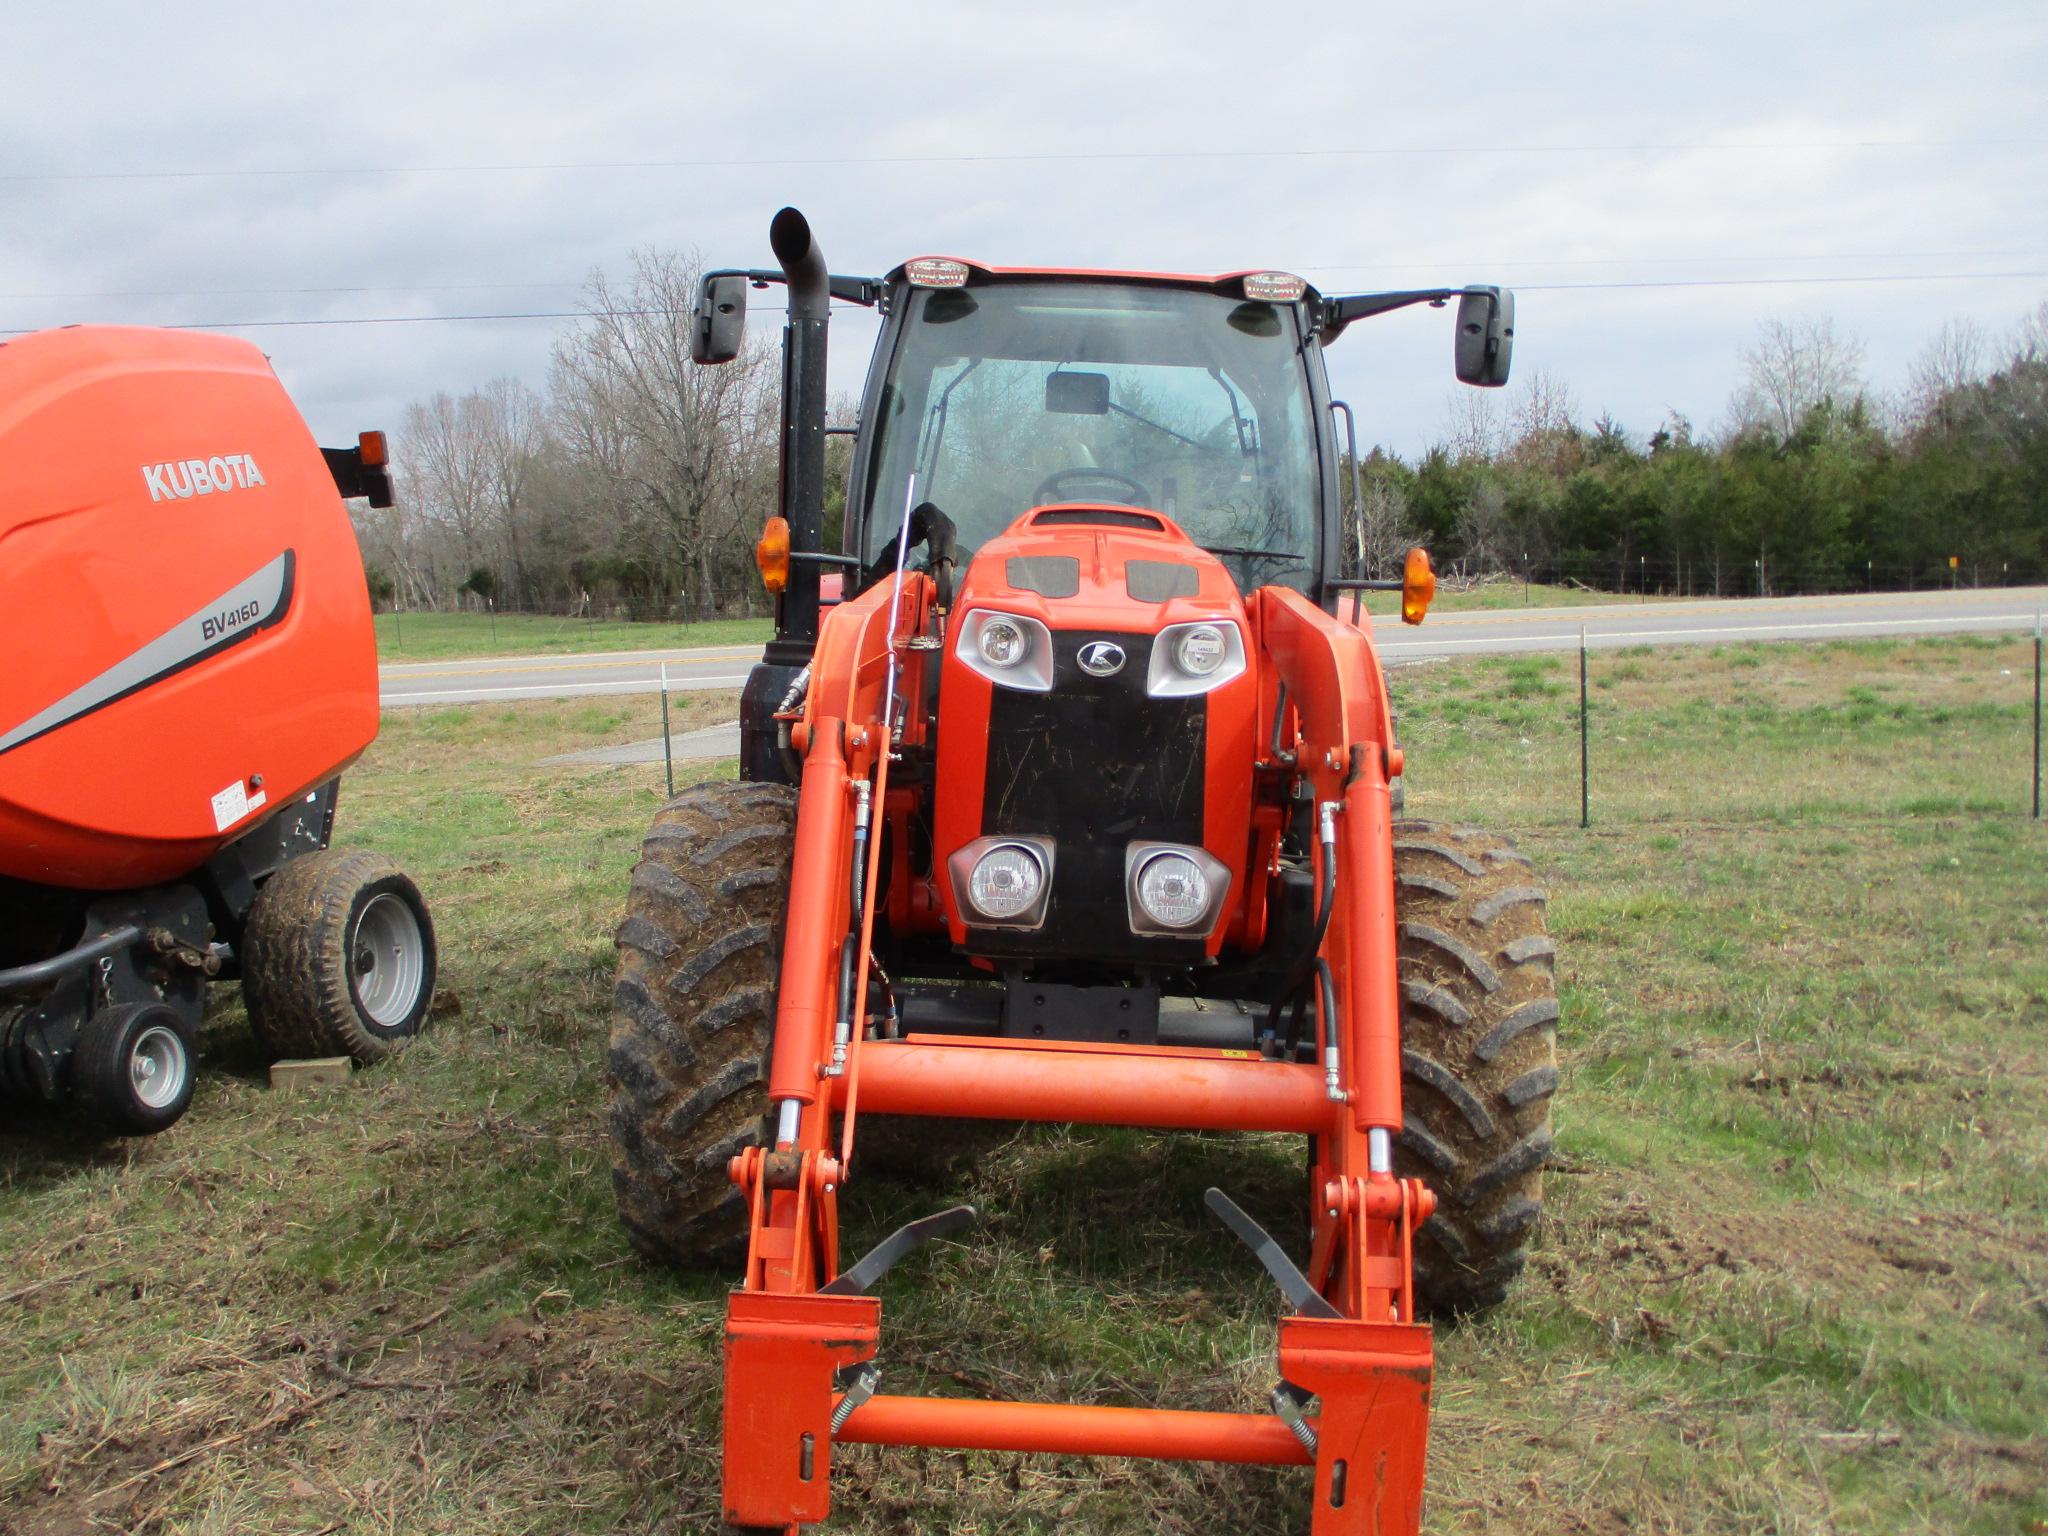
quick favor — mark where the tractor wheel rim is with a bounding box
[352,893,425,1029]
[129,1025,188,1109]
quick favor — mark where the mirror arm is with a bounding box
[1315,286,1487,341]
[705,268,886,308]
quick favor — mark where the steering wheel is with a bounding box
[1032,467,1150,507]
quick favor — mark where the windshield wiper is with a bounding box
[1201,544,1305,564]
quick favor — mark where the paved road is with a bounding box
[380,645,761,707]
[1369,584,2048,662]
[380,586,2048,709]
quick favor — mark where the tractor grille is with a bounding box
[976,630,1207,964]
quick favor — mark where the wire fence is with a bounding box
[1466,553,2043,600]
[1391,621,2045,832]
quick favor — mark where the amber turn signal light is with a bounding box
[357,429,389,468]
[1400,546,1436,625]
[756,516,792,594]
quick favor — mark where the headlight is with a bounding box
[1134,852,1208,927]
[946,835,1055,928]
[968,843,1044,919]
[1174,624,1227,676]
[955,610,1054,691]
[1147,620,1246,697]
[979,617,1027,668]
[1124,842,1231,936]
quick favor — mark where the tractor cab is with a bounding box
[851,268,1331,600]
[704,218,1511,782]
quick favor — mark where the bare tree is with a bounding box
[473,377,549,603]
[400,391,495,577]
[2013,298,2048,364]
[1454,479,1513,575]
[1354,474,1414,580]
[1505,369,1583,476]
[1904,318,1988,437]
[550,250,779,618]
[1730,316,1868,439]
[1442,387,1506,462]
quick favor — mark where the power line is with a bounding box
[5,269,2044,338]
[7,249,2043,305]
[6,137,2044,184]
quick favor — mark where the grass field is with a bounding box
[375,582,1649,661]
[375,611,772,662]
[1357,575,1675,617]
[3,637,2043,1534]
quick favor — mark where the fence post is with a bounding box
[2033,612,2042,821]
[660,662,675,800]
[1579,626,1590,829]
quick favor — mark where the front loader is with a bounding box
[608,208,1558,1533]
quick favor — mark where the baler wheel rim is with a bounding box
[351,892,428,1029]
[127,1024,190,1109]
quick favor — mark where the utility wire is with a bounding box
[8,249,2044,304]
[5,269,2045,338]
[6,137,2045,184]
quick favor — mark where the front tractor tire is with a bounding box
[609,780,795,1270]
[241,849,438,1065]
[1393,822,1559,1314]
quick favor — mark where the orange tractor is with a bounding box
[610,210,1557,1533]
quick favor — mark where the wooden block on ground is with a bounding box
[269,1057,352,1090]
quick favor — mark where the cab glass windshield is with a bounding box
[861,282,1322,592]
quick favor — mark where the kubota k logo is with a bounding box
[142,454,266,503]
[1077,641,1126,677]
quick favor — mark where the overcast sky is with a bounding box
[6,1,2044,457]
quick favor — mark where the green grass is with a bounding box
[381,580,1647,661]
[2,637,2042,1533]
[1360,576,1681,616]
[375,609,771,662]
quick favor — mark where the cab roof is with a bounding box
[883,258,1321,304]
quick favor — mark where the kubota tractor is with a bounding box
[609,210,1557,1533]
[0,326,437,1137]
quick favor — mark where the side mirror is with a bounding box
[1045,370,1110,415]
[692,274,748,365]
[1454,287,1514,388]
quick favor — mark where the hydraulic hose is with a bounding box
[1263,802,1338,1045]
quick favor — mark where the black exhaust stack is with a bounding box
[739,208,832,783]
[767,207,829,667]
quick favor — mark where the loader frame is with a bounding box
[720,571,1437,1533]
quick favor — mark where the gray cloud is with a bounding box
[4,0,2043,454]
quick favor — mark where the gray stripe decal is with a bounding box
[0,552,293,755]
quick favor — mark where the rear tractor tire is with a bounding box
[609,780,795,1270]
[75,1002,196,1135]
[242,850,438,1065]
[1393,821,1559,1315]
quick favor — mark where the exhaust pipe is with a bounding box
[747,207,832,778]
[770,206,830,324]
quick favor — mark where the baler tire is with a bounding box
[1393,820,1558,1316]
[241,850,438,1066]
[74,1002,196,1135]
[609,780,797,1271]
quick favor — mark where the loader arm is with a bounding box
[719,576,1438,1535]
